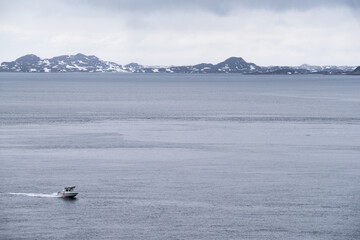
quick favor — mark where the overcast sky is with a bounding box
[0,0,359,66]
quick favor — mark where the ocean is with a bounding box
[0,73,359,239]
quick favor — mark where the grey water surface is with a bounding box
[0,73,359,239]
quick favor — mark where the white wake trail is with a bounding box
[8,192,59,198]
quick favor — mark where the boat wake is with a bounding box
[8,192,59,198]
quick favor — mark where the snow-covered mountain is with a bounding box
[349,66,360,75]
[0,54,358,74]
[130,57,261,74]
[298,64,356,74]
[0,53,126,73]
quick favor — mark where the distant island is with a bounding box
[0,53,359,75]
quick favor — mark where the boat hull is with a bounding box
[58,192,78,198]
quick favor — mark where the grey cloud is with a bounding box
[1,0,356,17]
[76,0,354,15]
[346,0,360,22]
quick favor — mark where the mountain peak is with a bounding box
[15,54,41,63]
[75,53,86,57]
[223,57,246,64]
[213,56,258,72]
[124,62,143,72]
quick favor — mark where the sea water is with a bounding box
[0,73,359,239]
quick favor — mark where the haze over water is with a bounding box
[0,73,359,239]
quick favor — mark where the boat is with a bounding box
[57,186,78,198]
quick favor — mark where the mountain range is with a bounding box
[0,53,358,75]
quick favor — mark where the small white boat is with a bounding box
[57,186,78,198]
